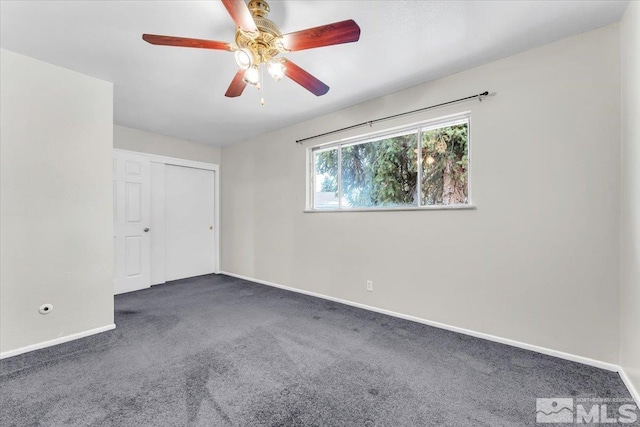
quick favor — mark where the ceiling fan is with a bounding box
[142,0,361,100]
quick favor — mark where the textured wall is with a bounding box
[1,49,114,353]
[620,0,640,397]
[114,125,221,164]
[221,25,621,363]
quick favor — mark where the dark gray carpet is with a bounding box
[1,274,636,426]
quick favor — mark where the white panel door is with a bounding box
[165,165,216,281]
[113,151,151,294]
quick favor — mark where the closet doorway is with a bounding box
[113,149,219,294]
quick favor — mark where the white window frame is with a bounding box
[305,112,475,212]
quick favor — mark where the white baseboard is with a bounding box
[219,271,619,373]
[221,271,640,404]
[619,367,640,406]
[0,324,116,359]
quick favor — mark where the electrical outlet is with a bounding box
[366,280,373,292]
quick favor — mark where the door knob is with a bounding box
[144,227,150,232]
[209,226,213,230]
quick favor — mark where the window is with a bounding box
[310,114,470,210]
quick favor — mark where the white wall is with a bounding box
[221,25,621,363]
[114,125,220,164]
[0,49,114,354]
[620,1,640,396]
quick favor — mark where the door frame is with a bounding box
[113,149,220,284]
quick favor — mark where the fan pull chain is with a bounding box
[260,63,265,106]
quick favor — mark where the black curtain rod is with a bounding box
[295,90,490,144]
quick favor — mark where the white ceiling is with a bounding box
[0,1,629,146]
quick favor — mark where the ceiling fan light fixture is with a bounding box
[267,59,286,81]
[142,0,361,99]
[234,48,253,70]
[243,65,260,86]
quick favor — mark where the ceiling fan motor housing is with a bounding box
[235,0,283,64]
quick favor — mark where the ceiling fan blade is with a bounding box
[225,69,248,97]
[142,34,232,51]
[282,59,329,96]
[281,19,361,52]
[221,0,259,35]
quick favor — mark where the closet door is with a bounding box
[164,164,216,281]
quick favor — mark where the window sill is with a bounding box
[303,205,477,213]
